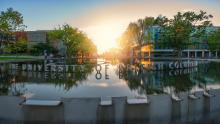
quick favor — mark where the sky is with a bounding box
[1,0,220,53]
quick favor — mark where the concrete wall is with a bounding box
[1,90,220,124]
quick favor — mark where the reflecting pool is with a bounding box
[0,59,220,100]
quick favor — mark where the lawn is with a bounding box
[0,55,41,61]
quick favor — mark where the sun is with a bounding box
[82,23,126,54]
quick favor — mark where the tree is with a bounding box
[154,15,169,27]
[118,17,155,60]
[0,8,26,46]
[30,43,57,56]
[135,17,155,46]
[208,28,220,51]
[159,10,213,58]
[14,38,27,53]
[117,23,138,56]
[79,36,97,58]
[48,24,97,59]
[49,24,80,58]
[3,38,27,54]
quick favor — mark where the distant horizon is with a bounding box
[1,0,220,53]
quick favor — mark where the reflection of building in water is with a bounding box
[141,58,153,69]
[130,60,220,95]
[140,59,199,71]
[0,69,27,96]
[118,61,204,94]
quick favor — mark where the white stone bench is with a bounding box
[22,99,62,106]
[127,97,149,104]
[100,97,112,106]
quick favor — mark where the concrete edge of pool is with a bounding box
[1,89,220,124]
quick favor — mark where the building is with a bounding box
[27,30,48,49]
[134,26,220,59]
[15,31,27,41]
[0,30,66,55]
[26,30,66,56]
[144,25,161,44]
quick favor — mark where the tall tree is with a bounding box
[3,38,27,54]
[48,24,97,59]
[208,28,220,52]
[136,17,155,46]
[154,15,169,27]
[0,8,26,47]
[117,22,138,56]
[159,10,213,58]
[118,17,155,60]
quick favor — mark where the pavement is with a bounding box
[0,90,220,124]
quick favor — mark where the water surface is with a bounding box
[0,59,220,100]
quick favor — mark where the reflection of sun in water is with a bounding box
[82,23,125,54]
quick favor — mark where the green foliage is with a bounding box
[208,28,220,51]
[118,22,138,48]
[163,74,194,92]
[48,24,97,58]
[119,10,214,58]
[136,17,155,45]
[118,17,155,56]
[3,38,27,54]
[0,8,26,33]
[159,10,213,56]
[154,15,169,27]
[30,43,57,56]
[48,28,64,41]
[0,7,26,50]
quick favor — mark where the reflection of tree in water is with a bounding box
[162,73,194,93]
[191,63,208,88]
[10,76,27,96]
[116,63,164,95]
[0,71,11,95]
[0,68,27,96]
[153,62,220,93]
[0,64,13,95]
[116,64,139,86]
[205,62,220,82]
[142,71,164,94]
[47,63,95,91]
[117,60,198,95]
[0,60,96,95]
[191,62,220,90]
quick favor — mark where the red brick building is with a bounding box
[15,31,27,40]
